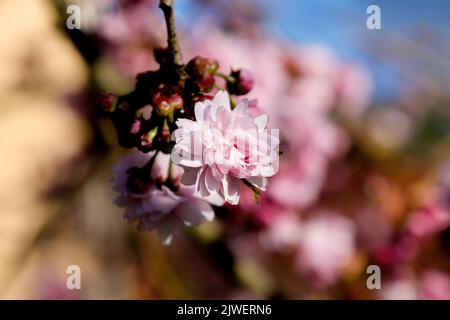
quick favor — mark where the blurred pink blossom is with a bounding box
[405,203,450,239]
[92,0,164,77]
[419,269,450,300]
[295,211,356,287]
[335,63,373,116]
[379,270,450,300]
[372,202,449,267]
[113,150,214,245]
[259,213,303,251]
[184,26,287,110]
[379,275,418,300]
[268,103,348,208]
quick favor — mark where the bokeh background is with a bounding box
[1,0,450,299]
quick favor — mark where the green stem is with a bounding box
[213,83,225,91]
[216,72,235,83]
[167,160,173,182]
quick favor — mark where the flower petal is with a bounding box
[176,199,215,226]
[147,186,182,214]
[232,98,248,115]
[194,101,209,123]
[155,216,181,245]
[254,114,268,129]
[247,176,268,192]
[196,167,225,206]
[212,90,231,115]
[222,175,240,205]
[180,167,201,187]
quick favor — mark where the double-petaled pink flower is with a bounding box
[171,91,279,206]
[113,150,214,245]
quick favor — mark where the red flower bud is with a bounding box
[198,75,215,92]
[152,91,184,120]
[227,69,254,95]
[99,92,117,113]
[186,56,219,78]
[191,94,214,104]
[168,94,184,110]
[160,127,171,142]
[184,94,214,116]
[186,56,219,92]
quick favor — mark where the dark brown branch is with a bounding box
[159,0,186,81]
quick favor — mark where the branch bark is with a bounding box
[159,0,185,75]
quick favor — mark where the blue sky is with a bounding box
[175,0,450,100]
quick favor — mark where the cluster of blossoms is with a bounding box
[99,3,279,244]
[182,25,361,286]
[185,26,362,214]
[185,24,449,296]
[63,0,450,299]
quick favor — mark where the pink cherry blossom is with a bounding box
[259,213,303,251]
[93,0,164,77]
[295,211,356,287]
[171,91,279,206]
[335,62,373,116]
[405,203,450,239]
[184,25,287,111]
[268,102,348,208]
[112,150,214,245]
[419,269,450,300]
[379,275,418,300]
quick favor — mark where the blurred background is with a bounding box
[0,0,450,299]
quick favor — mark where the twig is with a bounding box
[159,0,186,81]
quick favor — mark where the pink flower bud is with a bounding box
[129,119,142,135]
[139,127,158,151]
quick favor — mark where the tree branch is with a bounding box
[159,0,185,75]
